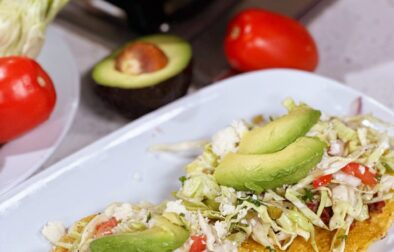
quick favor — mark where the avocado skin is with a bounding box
[214,137,326,192]
[238,106,321,154]
[89,217,189,252]
[93,62,192,119]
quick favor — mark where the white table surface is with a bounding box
[42,0,394,169]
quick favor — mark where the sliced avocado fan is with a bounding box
[214,137,326,192]
[238,105,321,154]
[89,217,189,252]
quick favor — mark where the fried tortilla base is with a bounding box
[240,200,394,252]
[52,201,394,252]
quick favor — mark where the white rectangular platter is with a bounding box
[1,69,393,252]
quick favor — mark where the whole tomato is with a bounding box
[0,56,56,144]
[224,8,318,72]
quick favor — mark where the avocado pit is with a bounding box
[115,41,168,75]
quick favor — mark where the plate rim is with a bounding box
[0,26,80,195]
[1,68,393,207]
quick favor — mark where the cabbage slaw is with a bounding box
[43,99,394,252]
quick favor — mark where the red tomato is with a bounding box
[341,162,378,186]
[312,174,333,188]
[224,8,318,72]
[0,56,56,144]
[94,217,118,238]
[189,235,206,252]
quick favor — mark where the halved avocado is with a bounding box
[89,216,189,252]
[92,34,192,118]
[214,137,326,192]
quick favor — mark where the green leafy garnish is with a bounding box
[301,188,314,202]
[338,234,348,241]
[245,197,261,207]
[179,176,187,185]
[266,246,276,252]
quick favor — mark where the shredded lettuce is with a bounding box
[285,189,327,229]
[149,139,209,157]
[367,134,390,168]
[316,189,329,217]
[176,174,221,206]
[186,145,218,175]
[0,0,69,58]
[330,216,353,252]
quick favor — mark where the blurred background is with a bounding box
[45,0,394,167]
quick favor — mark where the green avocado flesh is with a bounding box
[214,137,326,192]
[238,106,321,154]
[89,217,189,252]
[92,34,192,89]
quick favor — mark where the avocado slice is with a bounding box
[214,137,326,192]
[89,217,189,252]
[238,106,321,154]
[92,34,192,118]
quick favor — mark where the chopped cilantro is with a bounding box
[266,246,276,252]
[338,234,348,241]
[179,176,187,185]
[237,197,261,207]
[246,197,261,206]
[301,188,314,202]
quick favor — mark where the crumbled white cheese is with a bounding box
[231,120,248,138]
[211,128,239,158]
[104,203,135,221]
[380,175,394,193]
[165,200,188,215]
[211,120,248,158]
[220,203,236,216]
[236,191,244,198]
[213,221,227,240]
[42,221,66,244]
[198,212,216,251]
[333,171,361,187]
[328,140,344,156]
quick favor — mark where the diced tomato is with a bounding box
[368,201,386,214]
[189,235,207,252]
[341,162,377,186]
[312,174,333,188]
[94,217,118,238]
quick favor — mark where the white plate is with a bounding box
[0,70,392,252]
[0,27,80,195]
